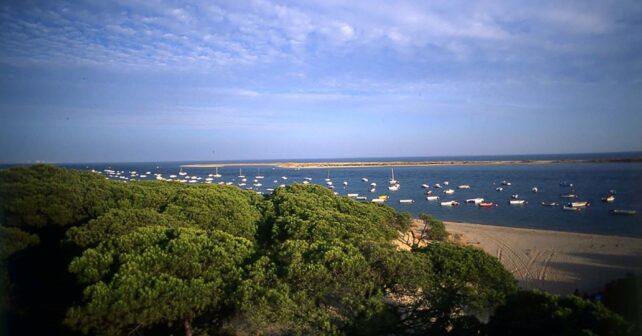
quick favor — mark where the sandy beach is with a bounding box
[435,222,642,295]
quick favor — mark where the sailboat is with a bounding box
[388,168,400,191]
[324,170,331,182]
[255,168,264,179]
[213,167,222,178]
[178,168,187,176]
[238,168,245,178]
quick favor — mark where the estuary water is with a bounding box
[4,153,641,237]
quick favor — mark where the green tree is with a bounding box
[404,243,517,334]
[419,213,448,242]
[65,226,254,336]
[488,290,633,336]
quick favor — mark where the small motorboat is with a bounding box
[388,184,400,191]
[609,209,636,215]
[509,199,526,205]
[602,195,615,202]
[347,193,359,197]
[466,198,484,204]
[440,200,459,207]
[421,184,430,189]
[563,206,581,211]
[560,194,577,198]
[426,196,440,201]
[458,185,471,189]
[361,177,368,182]
[434,183,442,188]
[343,181,348,186]
[501,180,511,186]
[511,194,519,199]
[369,188,376,193]
[479,202,495,208]
[443,181,449,186]
[569,201,590,207]
[541,202,558,207]
[444,189,455,194]
[399,199,415,204]
[532,187,538,193]
[496,187,503,192]
[371,198,385,204]
[425,190,433,195]
[370,182,377,187]
[560,182,573,187]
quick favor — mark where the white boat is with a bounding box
[241,178,247,182]
[238,169,245,178]
[325,171,331,182]
[281,176,288,180]
[532,187,538,193]
[496,187,503,192]
[388,184,399,191]
[238,183,246,187]
[139,174,147,178]
[563,206,581,212]
[443,181,449,186]
[421,184,430,189]
[511,194,519,199]
[509,200,526,205]
[254,183,262,187]
[370,182,377,187]
[326,181,333,186]
[434,183,442,188]
[225,182,233,185]
[179,168,187,176]
[302,180,310,184]
[169,174,178,178]
[372,198,385,204]
[304,177,312,181]
[440,200,459,207]
[399,199,415,204]
[255,168,263,179]
[458,185,470,189]
[389,168,399,185]
[213,167,222,178]
[569,201,590,207]
[500,180,511,186]
[343,181,348,186]
[466,198,484,204]
[426,196,440,201]
[347,193,359,197]
[369,188,376,193]
[205,177,214,181]
[602,195,615,202]
[362,177,369,182]
[444,189,455,195]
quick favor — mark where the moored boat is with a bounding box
[601,195,615,202]
[444,189,455,195]
[479,202,495,208]
[399,199,415,204]
[496,187,503,192]
[466,198,484,204]
[511,194,519,199]
[434,183,442,188]
[609,209,636,215]
[361,177,368,182]
[509,199,526,205]
[569,201,590,207]
[560,194,577,198]
[440,200,460,207]
[426,196,440,201]
[421,184,430,189]
[541,202,558,207]
[532,187,538,193]
[563,206,581,211]
[458,185,471,189]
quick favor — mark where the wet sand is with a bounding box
[442,222,642,295]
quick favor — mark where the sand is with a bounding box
[439,222,642,295]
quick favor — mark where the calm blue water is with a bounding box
[3,154,642,237]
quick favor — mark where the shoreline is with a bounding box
[181,157,642,169]
[437,221,642,295]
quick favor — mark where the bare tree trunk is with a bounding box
[184,317,193,336]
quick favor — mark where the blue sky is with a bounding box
[1,0,641,163]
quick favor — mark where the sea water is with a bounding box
[6,153,642,237]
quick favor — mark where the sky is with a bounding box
[1,0,641,163]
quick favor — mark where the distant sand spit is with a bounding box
[440,222,642,295]
[182,157,642,169]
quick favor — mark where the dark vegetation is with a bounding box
[0,165,635,335]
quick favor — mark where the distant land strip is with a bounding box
[182,157,642,169]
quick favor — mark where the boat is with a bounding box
[443,181,449,186]
[560,194,577,198]
[434,183,442,188]
[238,169,245,178]
[362,177,368,182]
[425,190,433,195]
[347,193,359,197]
[372,198,385,204]
[356,196,368,200]
[389,168,399,185]
[304,177,313,181]
[302,180,310,185]
[213,167,222,178]
[179,168,187,176]
[609,209,636,215]
[426,196,440,201]
[326,181,333,186]
[388,184,399,191]
[370,182,377,187]
[569,201,590,207]
[496,187,503,192]
[440,200,459,207]
[378,195,389,200]
[255,168,263,179]
[444,189,455,195]
[254,183,262,187]
[609,189,617,195]
[399,199,415,204]
[602,195,615,202]
[500,180,511,186]
[328,185,335,190]
[343,181,348,186]
[541,202,558,207]
[466,198,484,204]
[511,194,519,199]
[563,206,581,211]
[281,176,288,180]
[421,184,430,189]
[369,188,376,193]
[509,200,526,205]
[532,187,538,193]
[560,182,573,187]
[458,185,471,189]
[479,202,495,208]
